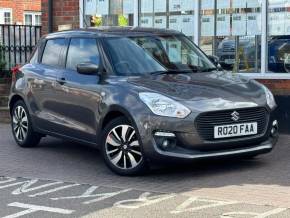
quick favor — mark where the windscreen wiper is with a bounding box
[200,67,218,72]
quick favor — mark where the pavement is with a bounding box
[1,123,290,217]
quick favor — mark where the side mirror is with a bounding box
[207,55,220,66]
[76,62,99,75]
[208,55,222,71]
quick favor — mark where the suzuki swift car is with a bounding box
[9,27,278,175]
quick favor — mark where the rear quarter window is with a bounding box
[29,47,38,64]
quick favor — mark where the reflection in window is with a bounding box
[268,0,290,73]
[200,0,261,73]
[66,38,100,71]
[42,39,66,66]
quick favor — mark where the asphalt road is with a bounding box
[1,123,290,217]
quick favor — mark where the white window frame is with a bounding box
[23,12,42,26]
[79,0,290,79]
[0,8,12,24]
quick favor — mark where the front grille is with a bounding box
[195,107,269,141]
[223,44,235,52]
[220,54,235,61]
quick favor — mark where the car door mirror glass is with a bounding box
[208,55,219,66]
[77,63,99,75]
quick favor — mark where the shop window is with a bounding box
[200,0,262,73]
[268,0,290,73]
[84,0,134,27]
[140,0,195,41]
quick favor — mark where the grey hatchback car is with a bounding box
[9,27,278,175]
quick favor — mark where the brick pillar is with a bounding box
[41,0,80,35]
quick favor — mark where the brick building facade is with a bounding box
[41,0,79,35]
[0,0,41,25]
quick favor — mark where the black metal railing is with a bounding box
[0,24,41,70]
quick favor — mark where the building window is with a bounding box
[24,12,41,26]
[4,12,11,24]
[0,9,12,24]
[35,15,41,26]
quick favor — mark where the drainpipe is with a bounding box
[48,0,53,33]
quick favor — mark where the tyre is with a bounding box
[11,100,42,147]
[101,117,147,176]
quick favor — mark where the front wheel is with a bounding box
[101,117,147,176]
[11,100,42,147]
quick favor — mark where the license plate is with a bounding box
[214,122,258,139]
[225,59,235,64]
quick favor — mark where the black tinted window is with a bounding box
[66,38,100,70]
[41,38,66,66]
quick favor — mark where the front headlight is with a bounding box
[139,92,191,118]
[262,85,276,109]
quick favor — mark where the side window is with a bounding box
[41,38,66,66]
[66,38,100,71]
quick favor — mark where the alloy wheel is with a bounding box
[12,106,28,142]
[105,124,143,170]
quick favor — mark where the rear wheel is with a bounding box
[11,100,42,147]
[101,117,147,176]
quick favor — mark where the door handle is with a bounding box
[57,77,66,85]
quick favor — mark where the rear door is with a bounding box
[31,37,69,132]
[52,37,103,142]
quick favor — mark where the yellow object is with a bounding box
[91,16,102,27]
[118,15,128,26]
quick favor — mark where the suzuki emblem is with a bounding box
[231,111,240,122]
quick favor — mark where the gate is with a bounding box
[0,24,41,70]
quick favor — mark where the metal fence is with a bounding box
[0,24,41,70]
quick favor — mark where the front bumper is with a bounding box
[133,109,278,163]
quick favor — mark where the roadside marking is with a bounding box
[0,176,289,218]
[171,197,237,214]
[221,208,288,218]
[12,179,64,195]
[51,186,132,204]
[0,180,32,190]
[114,192,176,209]
[0,177,17,184]
[3,202,74,218]
[28,183,80,197]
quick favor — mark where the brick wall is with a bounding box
[0,0,41,24]
[257,80,290,96]
[41,0,79,35]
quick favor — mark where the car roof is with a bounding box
[45,26,182,39]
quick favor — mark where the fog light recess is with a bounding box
[154,131,176,150]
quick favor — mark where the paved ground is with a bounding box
[1,123,290,217]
